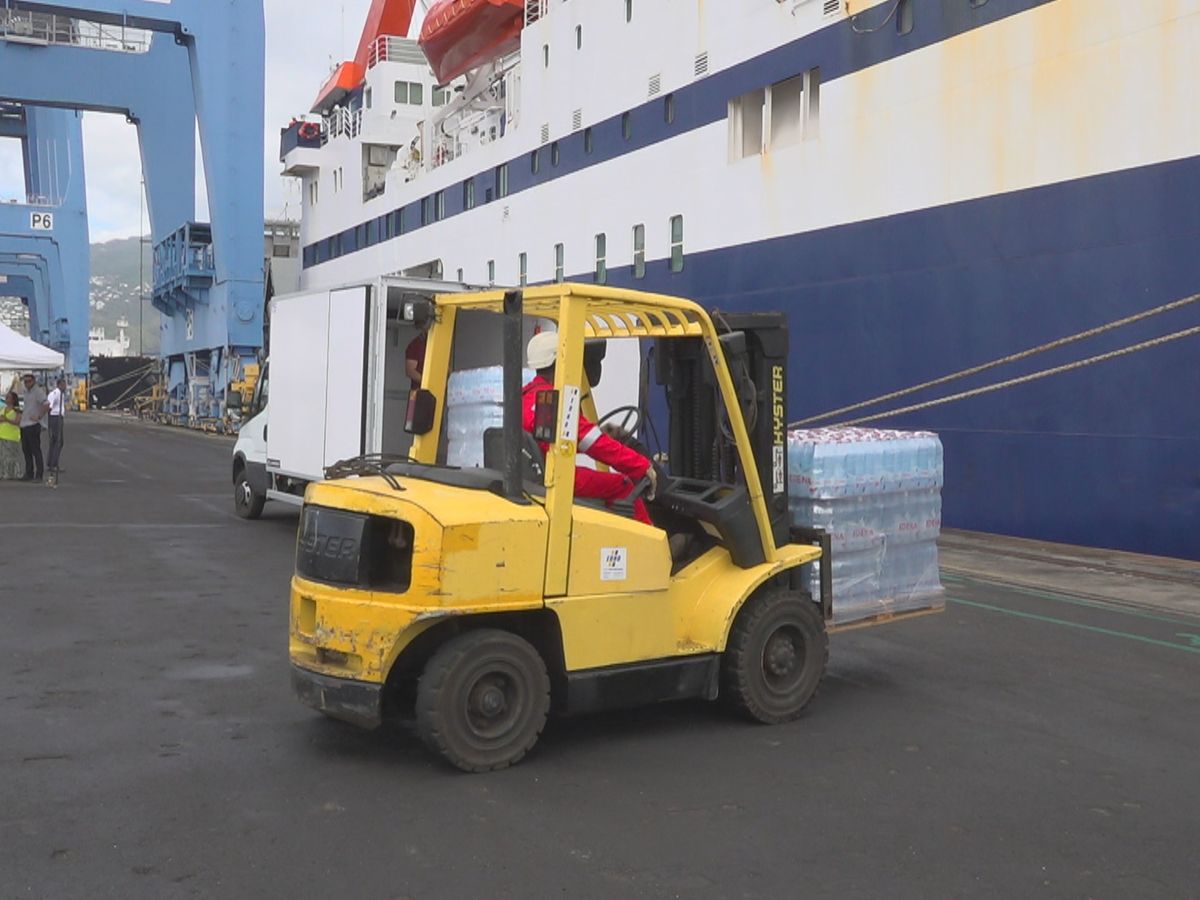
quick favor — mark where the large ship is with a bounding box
[279,0,1200,561]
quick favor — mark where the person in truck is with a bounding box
[521,331,656,525]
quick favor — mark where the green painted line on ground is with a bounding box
[940,571,1200,628]
[947,596,1200,656]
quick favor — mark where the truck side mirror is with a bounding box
[405,389,437,435]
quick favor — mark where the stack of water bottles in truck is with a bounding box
[445,366,533,468]
[788,427,945,625]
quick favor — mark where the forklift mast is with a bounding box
[656,312,790,549]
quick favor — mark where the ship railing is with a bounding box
[429,135,463,171]
[0,9,150,53]
[366,35,424,70]
[324,107,363,142]
[525,0,548,26]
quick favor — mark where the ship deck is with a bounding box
[3,414,1197,898]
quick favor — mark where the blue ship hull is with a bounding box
[602,156,1200,561]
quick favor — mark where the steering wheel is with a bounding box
[596,405,641,439]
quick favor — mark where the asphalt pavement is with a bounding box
[2,413,1198,899]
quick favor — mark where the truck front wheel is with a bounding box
[721,589,828,724]
[416,629,550,773]
[233,465,266,520]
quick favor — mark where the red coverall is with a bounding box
[521,375,653,525]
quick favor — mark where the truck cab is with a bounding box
[232,362,270,518]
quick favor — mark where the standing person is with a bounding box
[0,391,23,480]
[18,373,47,483]
[46,376,67,487]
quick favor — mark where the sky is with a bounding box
[0,0,375,242]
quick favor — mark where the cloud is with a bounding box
[0,0,376,241]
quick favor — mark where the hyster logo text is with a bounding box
[771,365,786,495]
[772,365,785,445]
[300,534,358,561]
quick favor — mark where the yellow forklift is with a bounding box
[289,284,895,772]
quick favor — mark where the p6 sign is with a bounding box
[30,212,54,231]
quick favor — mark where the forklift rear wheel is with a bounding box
[233,468,265,519]
[416,629,551,773]
[721,589,828,724]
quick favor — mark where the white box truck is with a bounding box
[232,275,641,518]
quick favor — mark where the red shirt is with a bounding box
[521,375,651,481]
[405,333,427,389]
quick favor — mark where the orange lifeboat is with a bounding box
[419,0,525,86]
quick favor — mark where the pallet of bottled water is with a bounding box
[445,366,534,468]
[788,427,945,625]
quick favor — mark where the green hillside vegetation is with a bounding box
[90,236,158,356]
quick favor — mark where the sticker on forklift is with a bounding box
[600,547,628,581]
[560,385,581,443]
[773,445,785,494]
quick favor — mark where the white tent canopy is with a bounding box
[0,320,64,370]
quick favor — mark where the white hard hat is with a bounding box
[527,331,559,369]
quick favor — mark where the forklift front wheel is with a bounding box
[416,629,551,773]
[721,589,828,724]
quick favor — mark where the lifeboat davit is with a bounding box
[419,0,525,86]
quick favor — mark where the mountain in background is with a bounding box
[90,236,158,356]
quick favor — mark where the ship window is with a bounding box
[625,0,633,23]
[421,196,432,226]
[519,252,528,287]
[632,224,645,279]
[769,75,804,149]
[728,88,765,160]
[457,267,464,282]
[432,87,451,107]
[669,215,683,273]
[664,94,675,125]
[543,44,549,68]
[464,179,475,210]
[576,25,582,49]
[551,141,560,167]
[396,81,420,105]
[897,0,914,35]
[584,127,593,154]
[555,243,565,283]
[622,112,632,141]
[595,233,607,284]
[531,149,540,175]
[488,260,496,285]
[309,181,318,206]
[394,208,405,236]
[497,164,509,198]
[365,88,372,110]
[435,190,445,222]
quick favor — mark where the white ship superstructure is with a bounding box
[279,0,1200,560]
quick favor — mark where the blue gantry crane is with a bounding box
[0,103,89,375]
[0,1,265,421]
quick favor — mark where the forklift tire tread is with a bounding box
[721,588,828,725]
[416,629,551,773]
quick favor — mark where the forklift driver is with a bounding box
[522,332,657,525]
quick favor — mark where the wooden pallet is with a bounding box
[827,604,944,634]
